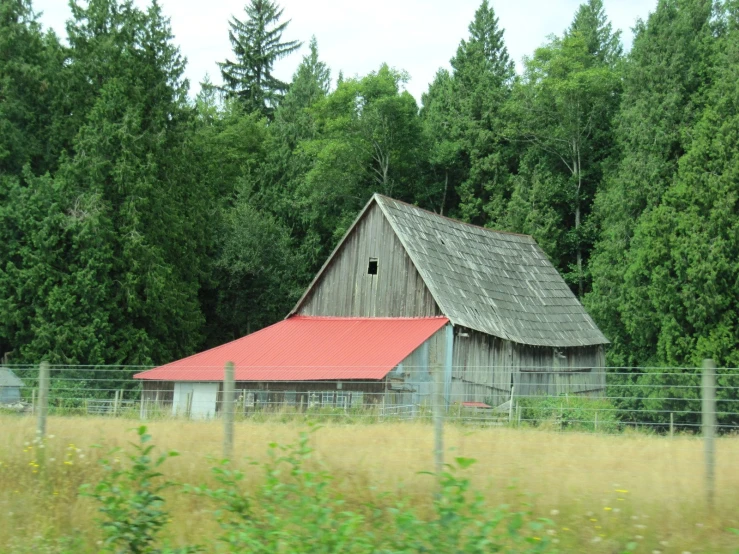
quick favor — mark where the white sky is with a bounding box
[33,0,657,102]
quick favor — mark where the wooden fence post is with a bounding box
[36,361,49,440]
[670,412,674,438]
[223,361,235,459]
[702,359,716,511]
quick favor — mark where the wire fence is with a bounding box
[2,363,738,433]
[3,361,738,512]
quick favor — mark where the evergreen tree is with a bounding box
[218,0,301,118]
[617,1,737,367]
[1,0,209,365]
[0,0,64,176]
[419,69,464,215]
[568,0,623,64]
[448,0,515,224]
[587,0,716,365]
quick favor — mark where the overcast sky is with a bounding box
[32,0,657,102]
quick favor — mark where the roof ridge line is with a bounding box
[290,315,449,321]
[372,193,534,239]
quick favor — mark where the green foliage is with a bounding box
[185,432,556,553]
[516,395,620,433]
[587,0,718,366]
[507,16,621,296]
[2,0,739,399]
[80,426,187,554]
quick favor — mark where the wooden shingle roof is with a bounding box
[374,195,608,347]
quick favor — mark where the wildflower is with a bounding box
[589,518,597,522]
[653,550,662,554]
[604,507,612,511]
[592,537,602,543]
[613,508,621,513]
[631,516,639,520]
[550,509,559,516]
[562,527,570,531]
[552,538,560,544]
[48,435,55,439]
[533,537,541,541]
[546,530,556,536]
[615,489,629,493]
[660,541,669,547]
[49,458,55,462]
[695,523,704,528]
[635,535,643,540]
[595,525,602,529]
[634,524,647,530]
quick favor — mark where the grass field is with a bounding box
[1,415,738,553]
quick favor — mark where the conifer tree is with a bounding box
[1,0,209,365]
[449,0,515,224]
[587,0,716,365]
[218,0,301,118]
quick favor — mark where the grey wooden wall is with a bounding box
[296,203,441,317]
[449,329,606,406]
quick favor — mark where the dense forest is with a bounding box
[1,0,738,370]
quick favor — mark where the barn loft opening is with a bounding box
[368,258,378,275]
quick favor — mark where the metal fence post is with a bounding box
[702,359,716,511]
[431,348,444,476]
[224,361,235,459]
[36,361,49,440]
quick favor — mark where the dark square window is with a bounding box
[368,258,378,275]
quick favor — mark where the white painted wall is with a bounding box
[172,382,219,419]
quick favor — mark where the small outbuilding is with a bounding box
[0,368,24,404]
[134,194,609,415]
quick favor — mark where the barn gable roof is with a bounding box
[292,194,608,348]
[375,195,607,347]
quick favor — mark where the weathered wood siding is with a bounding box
[297,203,441,317]
[450,330,512,407]
[513,343,606,398]
[142,381,175,406]
[449,328,606,406]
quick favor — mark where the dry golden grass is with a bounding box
[1,414,738,552]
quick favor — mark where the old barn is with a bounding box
[134,194,608,416]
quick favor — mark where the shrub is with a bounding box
[516,395,620,433]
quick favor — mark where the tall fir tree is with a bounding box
[587,0,716,365]
[568,0,623,64]
[218,0,301,118]
[448,0,515,224]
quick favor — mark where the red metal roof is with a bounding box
[134,316,449,382]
